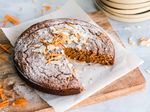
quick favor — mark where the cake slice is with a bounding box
[64,32,114,65]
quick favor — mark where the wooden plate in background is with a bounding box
[100,0,150,14]
[101,0,150,9]
[99,8,150,22]
[95,1,150,22]
[95,0,150,22]
[108,0,150,4]
[100,6,150,19]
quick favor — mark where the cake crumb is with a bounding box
[138,37,150,47]
[128,37,136,45]
[41,4,51,14]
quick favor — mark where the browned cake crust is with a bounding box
[14,18,115,95]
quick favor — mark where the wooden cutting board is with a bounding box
[0,11,145,112]
[37,11,145,112]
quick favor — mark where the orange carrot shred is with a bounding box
[0,89,7,101]
[12,98,27,107]
[0,84,2,89]
[0,89,3,94]
[4,14,20,25]
[0,92,7,101]
[0,100,9,109]
[0,44,12,54]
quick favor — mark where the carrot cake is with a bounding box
[14,18,115,95]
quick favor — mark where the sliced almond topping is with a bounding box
[74,33,80,40]
[46,54,62,64]
[39,38,51,46]
[54,55,62,59]
[60,32,69,39]
[50,60,61,64]
[47,57,56,64]
[67,75,74,81]
[52,37,65,46]
[31,44,41,48]
[67,22,76,29]
[47,58,52,64]
[67,76,73,81]
[52,33,70,47]
[44,47,49,55]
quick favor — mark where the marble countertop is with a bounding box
[0,0,150,112]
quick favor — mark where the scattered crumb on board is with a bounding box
[138,37,150,47]
[128,37,136,45]
[128,37,150,47]
[41,3,51,14]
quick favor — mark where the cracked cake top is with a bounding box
[14,18,114,95]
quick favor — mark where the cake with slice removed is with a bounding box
[14,18,115,95]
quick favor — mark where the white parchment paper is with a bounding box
[1,0,143,112]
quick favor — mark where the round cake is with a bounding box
[14,18,115,95]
